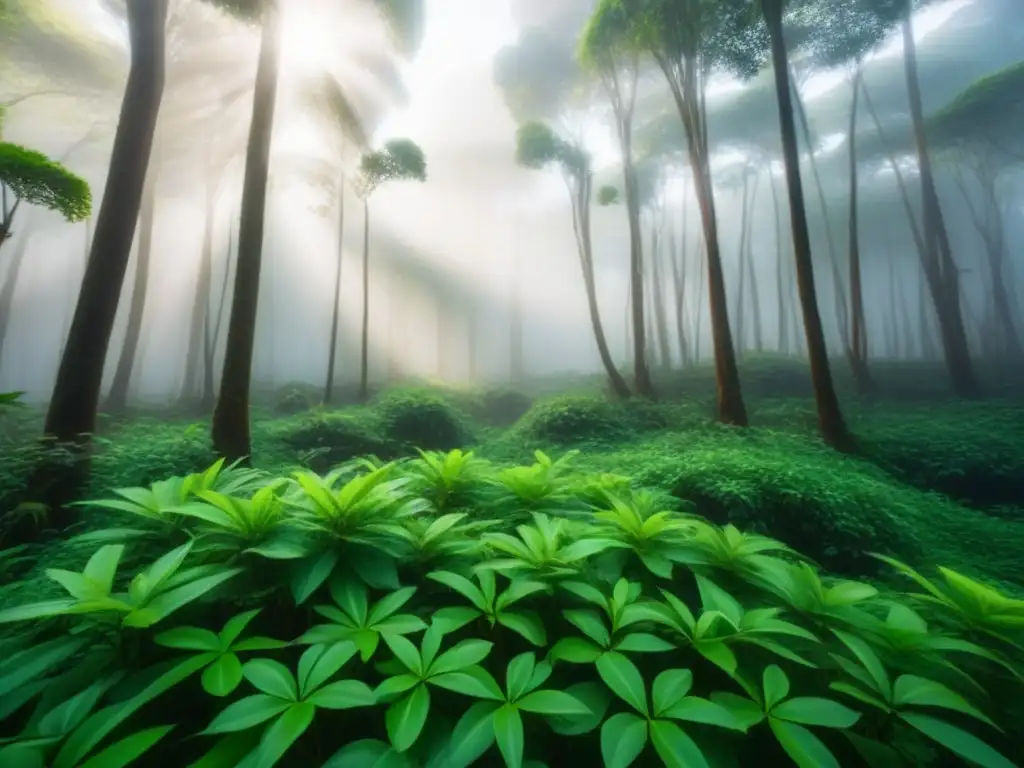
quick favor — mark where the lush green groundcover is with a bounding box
[0,451,1022,767]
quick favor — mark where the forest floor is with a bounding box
[2,355,1023,601]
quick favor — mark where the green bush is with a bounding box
[274,387,313,415]
[373,388,469,451]
[0,453,1019,767]
[90,420,215,495]
[515,395,633,444]
[273,411,393,473]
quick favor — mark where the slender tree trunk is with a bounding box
[668,220,689,367]
[694,238,706,364]
[324,170,346,404]
[106,166,158,411]
[845,66,872,394]
[182,175,216,403]
[735,174,749,361]
[0,230,30,366]
[650,219,672,370]
[764,0,851,450]
[203,216,234,411]
[769,169,787,355]
[212,1,281,461]
[657,53,746,424]
[918,270,936,359]
[359,197,370,401]
[620,140,652,396]
[746,172,764,353]
[44,0,169,447]
[900,11,978,396]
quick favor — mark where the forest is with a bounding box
[0,0,1022,766]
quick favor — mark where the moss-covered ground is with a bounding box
[2,357,1022,597]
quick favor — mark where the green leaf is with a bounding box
[600,712,648,768]
[0,636,88,692]
[0,745,44,768]
[188,732,261,768]
[649,719,709,768]
[428,571,487,610]
[203,653,244,697]
[564,609,611,646]
[769,719,840,768]
[652,669,693,717]
[125,567,242,628]
[517,689,591,716]
[433,606,482,635]
[0,598,78,624]
[387,684,430,752]
[596,652,647,716]
[222,610,262,647]
[832,629,891,701]
[243,659,298,701]
[448,701,499,768]
[892,675,997,727]
[615,632,675,653]
[369,587,418,625]
[37,677,118,737]
[156,626,222,652]
[662,697,743,731]
[383,634,423,676]
[549,637,603,664]
[292,550,340,605]
[202,695,291,734]
[828,682,889,712]
[431,639,493,675]
[497,610,547,646]
[431,670,504,700]
[81,545,123,595]
[709,692,764,731]
[298,642,358,696]
[307,679,375,709]
[898,713,1016,768]
[375,674,422,701]
[546,681,610,736]
[78,725,174,768]
[763,665,789,711]
[493,704,525,768]
[324,739,415,768]
[506,653,536,701]
[249,701,315,767]
[330,578,369,624]
[771,698,861,728]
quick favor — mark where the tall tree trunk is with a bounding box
[845,66,872,394]
[106,167,158,411]
[182,174,216,403]
[668,220,689,367]
[574,169,631,398]
[359,197,370,401]
[620,141,652,396]
[918,269,936,359]
[324,170,345,404]
[44,0,169,447]
[900,10,978,396]
[212,1,281,461]
[769,169,787,354]
[694,238,706,364]
[735,174,749,361]
[63,217,91,353]
[0,230,30,366]
[650,218,672,370]
[203,216,234,411]
[657,53,746,424]
[764,0,851,450]
[746,171,764,353]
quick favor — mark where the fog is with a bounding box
[1,0,1022,405]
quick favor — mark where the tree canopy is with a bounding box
[494,26,582,123]
[514,120,588,177]
[927,60,1024,155]
[0,141,92,223]
[358,137,426,197]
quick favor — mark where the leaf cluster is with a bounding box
[0,141,92,222]
[358,137,426,198]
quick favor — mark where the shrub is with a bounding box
[515,395,632,444]
[477,388,534,427]
[373,388,469,451]
[0,453,1019,767]
[274,387,313,415]
[272,411,393,473]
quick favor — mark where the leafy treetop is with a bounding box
[358,137,426,198]
[514,121,588,178]
[927,60,1024,155]
[0,141,92,223]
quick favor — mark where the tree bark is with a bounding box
[44,0,169,445]
[745,171,764,353]
[324,170,345,404]
[106,165,158,411]
[650,218,672,370]
[735,173,749,360]
[358,197,370,401]
[900,11,978,395]
[182,170,217,403]
[769,169,787,355]
[764,0,851,450]
[203,215,234,411]
[212,0,281,461]
[845,65,872,394]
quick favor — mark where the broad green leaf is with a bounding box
[433,606,482,635]
[125,568,242,628]
[221,610,262,647]
[615,632,675,653]
[709,692,764,731]
[431,670,504,700]
[652,669,693,717]
[898,713,1015,768]
[762,665,789,711]
[387,684,430,752]
[202,695,291,734]
[368,587,418,625]
[431,639,493,675]
[428,571,487,610]
[596,652,647,716]
[600,712,648,768]
[249,702,315,767]
[0,746,44,768]
[188,732,261,768]
[0,598,78,624]
[517,690,590,716]
[448,701,499,768]
[662,697,743,731]
[324,739,415,768]
[375,675,422,701]
[649,719,709,768]
[892,676,997,727]
[81,546,123,595]
[769,719,840,768]
[497,611,547,646]
[506,653,536,701]
[0,636,89,693]
[493,704,525,768]
[298,642,358,696]
[771,698,861,729]
[383,634,423,676]
[832,629,891,701]
[36,677,119,737]
[546,681,610,736]
[156,627,221,652]
[306,679,375,709]
[292,550,340,605]
[828,682,889,712]
[549,637,603,664]
[243,659,297,701]
[564,609,611,646]
[330,578,369,625]
[78,725,174,768]
[203,653,244,697]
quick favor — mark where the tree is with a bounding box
[597,0,763,423]
[759,0,852,450]
[515,121,632,398]
[43,0,168,448]
[579,2,653,397]
[355,137,426,402]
